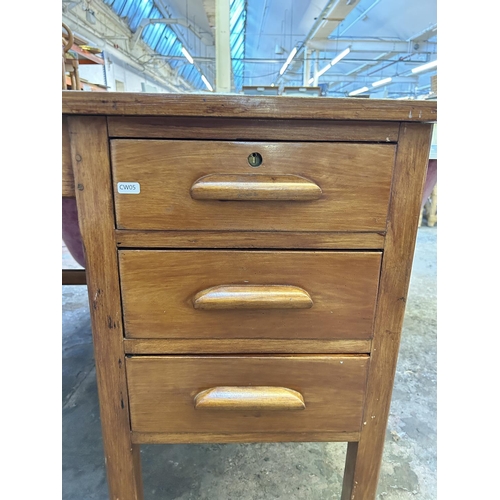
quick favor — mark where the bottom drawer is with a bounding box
[126,356,369,436]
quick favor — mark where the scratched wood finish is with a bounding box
[123,338,372,355]
[190,174,323,201]
[115,230,385,249]
[111,140,395,232]
[107,116,400,142]
[118,250,382,340]
[340,123,433,500]
[194,386,306,411]
[132,431,361,444]
[62,116,74,197]
[67,116,143,500]
[62,91,437,121]
[126,356,369,435]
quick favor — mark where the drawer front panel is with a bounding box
[119,250,381,340]
[126,355,369,434]
[111,140,395,232]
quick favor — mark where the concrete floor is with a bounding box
[62,227,436,500]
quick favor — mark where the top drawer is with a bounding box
[111,140,395,232]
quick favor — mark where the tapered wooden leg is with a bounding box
[340,124,433,499]
[341,442,359,500]
[68,116,144,500]
[340,433,387,500]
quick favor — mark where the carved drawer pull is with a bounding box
[194,386,306,411]
[190,174,322,201]
[192,285,313,310]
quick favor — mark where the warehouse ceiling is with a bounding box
[63,0,437,98]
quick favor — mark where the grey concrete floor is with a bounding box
[62,227,436,500]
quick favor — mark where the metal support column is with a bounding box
[215,0,231,93]
[313,50,319,86]
[303,48,311,86]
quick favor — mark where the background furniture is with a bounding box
[419,124,437,227]
[62,91,436,500]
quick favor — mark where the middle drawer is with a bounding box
[119,250,381,340]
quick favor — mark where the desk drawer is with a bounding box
[111,140,395,232]
[119,250,381,340]
[126,355,369,435]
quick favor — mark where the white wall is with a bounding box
[77,54,171,92]
[77,63,106,88]
[105,56,164,92]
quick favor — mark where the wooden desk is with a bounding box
[62,91,436,500]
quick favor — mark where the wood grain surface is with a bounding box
[123,338,372,355]
[62,91,437,122]
[131,431,361,444]
[107,116,400,142]
[341,123,433,500]
[126,355,369,435]
[111,140,395,232]
[190,173,323,201]
[115,230,385,250]
[194,386,306,411]
[68,116,143,500]
[192,284,313,310]
[62,116,74,197]
[119,250,382,340]
[63,91,437,500]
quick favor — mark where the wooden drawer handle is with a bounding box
[194,386,306,411]
[192,285,313,310]
[190,174,322,201]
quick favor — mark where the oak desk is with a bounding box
[62,92,437,500]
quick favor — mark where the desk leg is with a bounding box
[68,116,144,500]
[341,123,432,499]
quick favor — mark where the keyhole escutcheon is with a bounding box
[248,152,263,167]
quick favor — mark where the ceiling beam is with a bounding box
[146,55,422,65]
[408,23,437,43]
[276,0,358,84]
[306,38,436,54]
[130,18,212,49]
[324,75,418,84]
[312,0,361,39]
[153,0,215,83]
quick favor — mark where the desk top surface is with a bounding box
[62,92,437,123]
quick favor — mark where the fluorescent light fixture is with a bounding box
[201,75,213,91]
[372,77,392,88]
[279,47,298,75]
[317,64,331,78]
[331,47,350,67]
[305,48,350,85]
[411,60,437,74]
[349,86,369,96]
[307,63,332,84]
[181,47,194,64]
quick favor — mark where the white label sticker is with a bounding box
[117,182,140,194]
